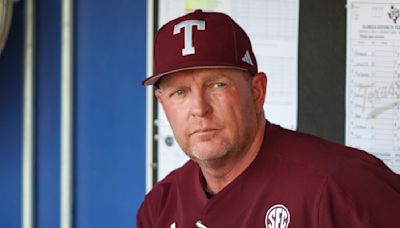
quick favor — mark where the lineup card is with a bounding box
[156,0,300,181]
[346,0,400,174]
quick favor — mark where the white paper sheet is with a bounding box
[346,0,400,174]
[157,0,300,180]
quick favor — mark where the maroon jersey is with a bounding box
[137,121,400,227]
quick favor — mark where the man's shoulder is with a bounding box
[265,123,400,226]
[140,160,199,205]
[266,122,397,181]
[136,160,198,224]
[148,160,197,197]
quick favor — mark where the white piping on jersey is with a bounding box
[195,220,208,228]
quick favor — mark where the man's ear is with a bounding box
[251,72,267,113]
[154,89,163,104]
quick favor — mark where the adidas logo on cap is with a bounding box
[242,50,254,66]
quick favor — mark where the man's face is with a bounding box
[155,68,266,164]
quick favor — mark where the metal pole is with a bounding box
[146,0,155,193]
[22,0,36,227]
[61,0,74,227]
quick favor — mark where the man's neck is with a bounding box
[199,119,266,194]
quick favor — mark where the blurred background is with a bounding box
[0,0,146,227]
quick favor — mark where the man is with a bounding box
[137,10,400,227]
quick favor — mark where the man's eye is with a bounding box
[214,82,226,89]
[174,90,185,96]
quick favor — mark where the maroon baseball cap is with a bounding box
[142,9,258,86]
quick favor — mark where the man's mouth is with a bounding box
[191,128,219,136]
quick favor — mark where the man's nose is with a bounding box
[190,91,212,117]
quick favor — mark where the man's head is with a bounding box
[144,10,267,165]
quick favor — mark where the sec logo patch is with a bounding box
[265,204,290,228]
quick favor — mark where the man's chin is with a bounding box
[188,146,229,164]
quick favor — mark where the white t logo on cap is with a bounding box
[173,20,205,56]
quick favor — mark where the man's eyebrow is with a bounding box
[158,79,188,92]
[203,72,231,82]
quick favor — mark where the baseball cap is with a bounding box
[142,9,258,86]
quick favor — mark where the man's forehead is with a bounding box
[158,68,248,87]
